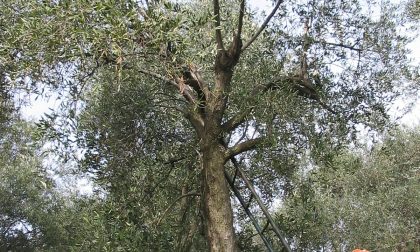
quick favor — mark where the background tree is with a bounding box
[407,0,420,20]
[0,109,113,251]
[277,128,420,251]
[1,0,418,251]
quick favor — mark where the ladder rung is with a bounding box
[244,194,254,209]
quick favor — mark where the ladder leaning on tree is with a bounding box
[224,155,292,252]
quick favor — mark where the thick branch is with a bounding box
[183,66,210,102]
[225,137,264,160]
[226,0,246,62]
[213,0,225,50]
[190,67,211,99]
[237,0,246,39]
[185,110,205,136]
[241,0,283,51]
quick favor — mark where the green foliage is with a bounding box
[0,0,419,250]
[279,128,420,251]
[76,70,207,251]
[0,117,109,251]
[407,0,420,21]
[0,120,51,250]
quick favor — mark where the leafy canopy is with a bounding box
[0,0,419,250]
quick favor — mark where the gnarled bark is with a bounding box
[201,140,238,252]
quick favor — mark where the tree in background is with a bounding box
[1,0,419,250]
[1,57,110,252]
[0,110,51,250]
[278,128,420,251]
[407,0,420,20]
[0,113,112,251]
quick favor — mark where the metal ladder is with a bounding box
[224,156,292,252]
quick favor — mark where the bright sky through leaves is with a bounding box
[20,0,420,127]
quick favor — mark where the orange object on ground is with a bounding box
[352,249,369,252]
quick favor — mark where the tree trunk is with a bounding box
[201,139,238,252]
[192,41,240,251]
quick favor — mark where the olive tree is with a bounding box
[1,0,418,250]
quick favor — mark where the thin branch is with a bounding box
[213,0,225,50]
[140,164,175,203]
[225,137,264,160]
[301,17,311,80]
[317,100,337,114]
[155,192,200,226]
[244,222,271,241]
[315,40,362,52]
[263,76,337,114]
[162,156,188,165]
[267,113,276,136]
[241,0,284,51]
[223,73,336,134]
[153,105,185,117]
[222,79,272,132]
[2,219,19,236]
[233,120,250,146]
[222,107,254,132]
